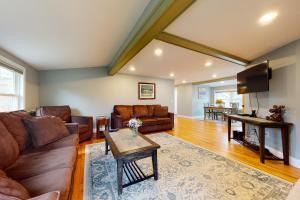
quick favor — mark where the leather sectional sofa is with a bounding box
[0,111,78,200]
[36,105,93,142]
[111,105,174,133]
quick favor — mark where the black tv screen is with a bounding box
[237,62,270,94]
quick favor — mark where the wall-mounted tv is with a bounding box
[237,61,271,94]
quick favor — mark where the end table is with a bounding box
[96,116,109,138]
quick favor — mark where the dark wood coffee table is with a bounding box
[104,128,160,195]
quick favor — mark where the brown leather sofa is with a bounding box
[0,111,79,200]
[111,105,174,133]
[36,105,93,142]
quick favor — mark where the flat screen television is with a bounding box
[237,61,271,94]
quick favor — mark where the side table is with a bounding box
[96,116,110,138]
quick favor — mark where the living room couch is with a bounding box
[36,105,93,142]
[111,105,174,133]
[0,111,78,200]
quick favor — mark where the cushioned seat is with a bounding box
[140,118,158,126]
[6,147,77,180]
[156,117,171,125]
[20,168,73,200]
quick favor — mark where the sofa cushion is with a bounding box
[20,168,73,200]
[147,105,161,116]
[140,118,158,126]
[122,120,129,128]
[133,105,149,118]
[0,121,19,170]
[29,191,60,200]
[0,113,31,152]
[78,124,89,134]
[6,147,77,180]
[37,106,71,123]
[0,176,30,199]
[114,105,133,120]
[154,106,168,118]
[156,117,171,125]
[23,117,70,148]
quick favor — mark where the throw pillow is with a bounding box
[22,116,70,148]
[0,176,30,199]
[154,106,169,118]
[0,121,19,170]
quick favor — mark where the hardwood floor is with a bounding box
[71,116,300,199]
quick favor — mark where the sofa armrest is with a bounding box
[65,123,79,135]
[71,115,93,125]
[111,113,122,129]
[168,112,174,128]
[29,191,60,200]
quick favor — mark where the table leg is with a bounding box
[228,117,232,141]
[117,159,123,195]
[105,140,108,155]
[281,127,290,165]
[242,122,246,136]
[152,150,158,180]
[259,127,265,164]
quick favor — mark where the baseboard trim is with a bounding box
[266,145,300,168]
[176,115,203,119]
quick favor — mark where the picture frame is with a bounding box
[138,82,156,100]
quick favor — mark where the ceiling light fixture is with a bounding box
[205,61,212,67]
[182,80,186,83]
[129,66,135,71]
[212,74,217,78]
[259,11,278,26]
[170,73,175,77]
[154,48,163,56]
[221,81,225,84]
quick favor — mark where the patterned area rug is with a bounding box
[83,133,292,200]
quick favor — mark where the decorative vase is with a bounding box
[131,128,138,137]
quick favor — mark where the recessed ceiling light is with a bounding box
[259,11,278,26]
[129,66,135,71]
[205,61,212,67]
[221,81,225,84]
[170,73,175,77]
[212,74,217,78]
[154,48,163,56]
[182,80,186,83]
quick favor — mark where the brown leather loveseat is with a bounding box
[36,105,93,142]
[111,105,174,133]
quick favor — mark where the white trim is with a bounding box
[176,115,203,119]
[266,145,300,169]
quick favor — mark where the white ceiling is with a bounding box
[165,0,300,60]
[120,40,244,85]
[0,0,150,70]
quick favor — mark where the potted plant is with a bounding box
[216,99,224,107]
[128,118,142,136]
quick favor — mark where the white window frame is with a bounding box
[214,89,243,108]
[0,55,25,111]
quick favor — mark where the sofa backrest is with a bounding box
[0,120,20,170]
[0,111,32,152]
[36,106,71,123]
[114,105,163,119]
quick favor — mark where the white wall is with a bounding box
[0,48,39,111]
[39,67,174,119]
[244,39,300,166]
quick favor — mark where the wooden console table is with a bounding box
[227,114,292,165]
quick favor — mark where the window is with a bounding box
[214,90,243,108]
[0,64,24,111]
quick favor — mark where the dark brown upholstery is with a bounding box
[0,111,78,200]
[111,105,174,133]
[0,175,30,199]
[36,106,93,142]
[22,116,70,148]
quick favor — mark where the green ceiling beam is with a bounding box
[155,32,250,66]
[108,0,196,75]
